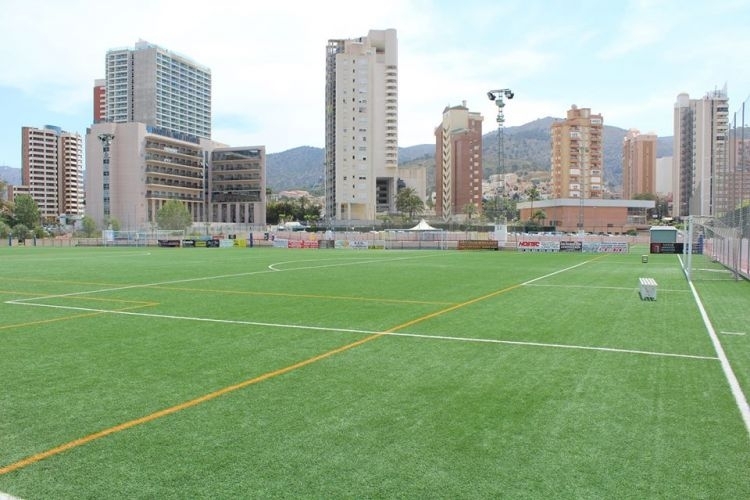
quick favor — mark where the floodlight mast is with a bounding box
[487,89,514,222]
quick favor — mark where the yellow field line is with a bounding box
[149,285,455,306]
[0,290,51,297]
[0,281,523,476]
[0,303,157,332]
[1,277,124,287]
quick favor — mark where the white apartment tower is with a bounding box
[105,40,212,139]
[672,88,730,217]
[21,125,84,222]
[325,29,398,221]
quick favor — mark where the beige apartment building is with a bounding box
[206,146,266,225]
[325,29,398,221]
[20,125,84,223]
[86,122,265,230]
[434,102,483,219]
[550,105,604,200]
[85,41,264,231]
[622,129,657,199]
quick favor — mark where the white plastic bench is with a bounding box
[639,277,658,300]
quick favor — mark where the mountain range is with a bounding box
[1,118,674,194]
[266,117,673,193]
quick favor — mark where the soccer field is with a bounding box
[1,246,748,498]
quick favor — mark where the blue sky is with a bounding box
[1,0,750,168]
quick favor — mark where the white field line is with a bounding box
[7,255,716,362]
[7,301,718,362]
[721,331,746,336]
[680,262,750,438]
[7,253,436,304]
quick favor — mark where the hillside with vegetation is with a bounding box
[266,119,674,194]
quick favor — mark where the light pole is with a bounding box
[487,88,514,222]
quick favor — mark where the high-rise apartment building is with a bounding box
[325,29,398,221]
[622,129,657,199]
[86,42,265,231]
[672,89,730,217]
[550,105,604,200]
[93,78,106,124]
[434,102,483,219]
[21,125,84,222]
[104,40,212,139]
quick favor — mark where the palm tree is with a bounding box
[396,187,424,221]
[463,202,477,226]
[532,209,547,227]
[525,186,540,222]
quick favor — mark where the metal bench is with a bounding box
[639,277,658,300]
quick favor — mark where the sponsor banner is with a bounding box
[559,240,582,252]
[219,239,234,248]
[348,240,369,249]
[286,240,321,249]
[518,241,541,251]
[273,238,288,248]
[583,242,629,253]
[458,240,499,250]
[518,240,560,252]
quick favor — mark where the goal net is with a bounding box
[683,216,749,281]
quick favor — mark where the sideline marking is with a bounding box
[0,258,590,475]
[680,257,750,439]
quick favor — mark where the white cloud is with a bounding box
[2,0,750,165]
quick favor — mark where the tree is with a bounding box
[266,198,322,225]
[525,186,540,221]
[463,202,477,224]
[156,200,193,231]
[532,209,547,226]
[13,223,31,242]
[13,194,40,229]
[396,187,424,221]
[0,180,11,226]
[81,215,97,237]
[104,217,121,231]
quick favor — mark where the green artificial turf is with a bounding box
[0,246,748,498]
